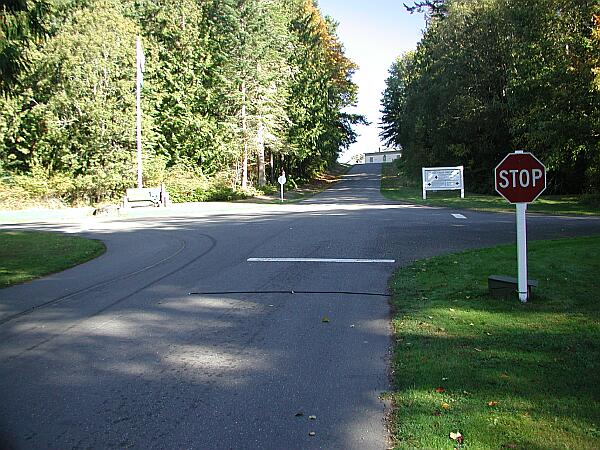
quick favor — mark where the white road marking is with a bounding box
[247,258,395,263]
[452,213,467,219]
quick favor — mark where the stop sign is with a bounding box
[495,151,546,203]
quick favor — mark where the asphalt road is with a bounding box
[1,164,599,450]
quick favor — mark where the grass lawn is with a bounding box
[381,163,600,216]
[388,235,600,449]
[0,231,106,288]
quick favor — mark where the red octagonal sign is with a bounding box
[495,151,546,203]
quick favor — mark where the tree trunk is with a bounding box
[270,151,274,183]
[257,121,266,186]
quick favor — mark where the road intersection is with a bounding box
[1,164,599,449]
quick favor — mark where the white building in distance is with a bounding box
[362,150,401,164]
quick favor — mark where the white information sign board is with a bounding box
[422,166,464,199]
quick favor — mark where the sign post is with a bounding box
[278,172,286,203]
[515,202,528,302]
[494,150,546,302]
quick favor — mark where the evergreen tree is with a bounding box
[381,0,600,194]
[0,0,52,93]
[0,0,363,204]
[286,0,362,180]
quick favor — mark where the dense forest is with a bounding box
[381,0,600,194]
[0,0,362,206]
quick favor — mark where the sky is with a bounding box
[316,1,425,163]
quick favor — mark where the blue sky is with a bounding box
[316,1,425,162]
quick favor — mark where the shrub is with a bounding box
[164,167,249,202]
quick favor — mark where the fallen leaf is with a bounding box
[295,412,304,417]
[488,401,498,407]
[433,410,441,416]
[428,316,433,319]
[308,431,316,437]
[474,347,483,352]
[486,332,492,336]
[308,415,317,420]
[450,431,464,447]
[441,402,450,410]
[442,377,448,381]
[435,387,446,393]
[470,323,475,326]
[500,373,509,379]
[449,431,462,440]
[449,308,455,312]
[321,316,330,323]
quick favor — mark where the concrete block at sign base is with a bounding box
[488,275,539,299]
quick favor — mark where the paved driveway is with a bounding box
[1,164,599,449]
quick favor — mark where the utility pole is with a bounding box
[241,80,248,189]
[136,36,145,188]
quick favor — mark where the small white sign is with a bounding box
[422,166,464,199]
[278,174,286,202]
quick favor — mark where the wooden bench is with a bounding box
[123,185,169,208]
[488,275,538,299]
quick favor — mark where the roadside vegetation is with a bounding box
[1,0,363,210]
[381,162,600,216]
[388,235,600,449]
[0,231,106,288]
[245,162,351,203]
[380,0,599,196]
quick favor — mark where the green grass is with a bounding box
[381,163,600,216]
[0,231,106,288]
[389,236,600,449]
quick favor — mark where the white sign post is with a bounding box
[278,173,286,202]
[422,166,464,199]
[515,202,528,302]
[494,151,546,303]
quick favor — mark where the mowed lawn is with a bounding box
[380,162,600,216]
[0,231,105,288]
[389,236,600,449]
